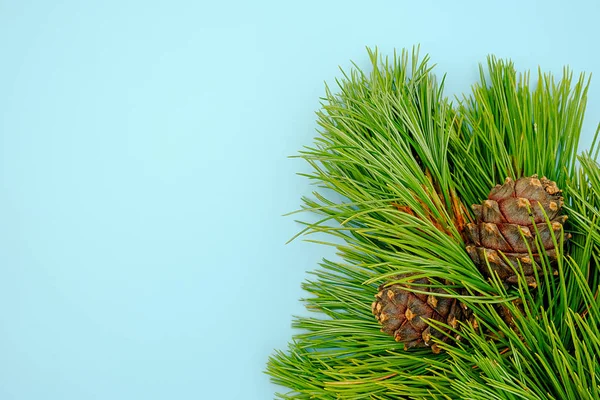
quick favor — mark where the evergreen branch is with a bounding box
[267,47,600,399]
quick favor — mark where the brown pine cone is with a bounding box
[372,276,471,353]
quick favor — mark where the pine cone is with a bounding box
[465,175,569,287]
[372,276,469,353]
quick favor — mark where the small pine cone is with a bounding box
[465,175,570,287]
[372,276,470,353]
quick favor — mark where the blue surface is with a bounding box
[1,1,599,398]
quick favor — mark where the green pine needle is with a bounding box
[266,47,600,399]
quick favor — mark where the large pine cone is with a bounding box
[465,175,569,287]
[372,277,469,353]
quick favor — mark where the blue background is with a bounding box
[1,1,599,398]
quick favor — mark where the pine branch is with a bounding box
[267,47,600,399]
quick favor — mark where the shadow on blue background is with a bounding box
[0,1,599,398]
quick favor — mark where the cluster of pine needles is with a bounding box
[266,47,600,399]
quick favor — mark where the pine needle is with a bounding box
[266,47,600,399]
